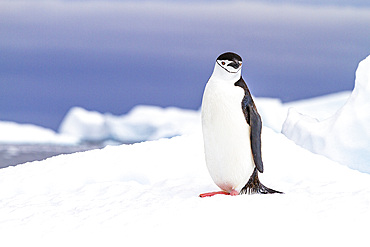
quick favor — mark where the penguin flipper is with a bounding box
[240,168,283,194]
[248,104,264,173]
[235,76,263,173]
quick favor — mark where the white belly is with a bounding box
[201,79,255,193]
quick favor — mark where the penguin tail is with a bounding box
[240,168,283,195]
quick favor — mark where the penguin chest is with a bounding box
[201,81,255,193]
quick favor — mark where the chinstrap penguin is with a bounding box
[200,52,282,197]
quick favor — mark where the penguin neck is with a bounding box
[211,63,242,82]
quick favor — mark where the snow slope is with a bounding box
[283,54,370,173]
[1,128,369,246]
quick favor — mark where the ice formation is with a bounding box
[59,105,201,143]
[282,55,370,173]
[0,121,78,145]
[1,92,352,145]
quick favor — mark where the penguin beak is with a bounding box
[227,61,241,69]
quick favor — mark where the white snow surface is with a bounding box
[283,55,370,173]
[1,128,370,246]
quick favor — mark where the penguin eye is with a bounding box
[221,61,226,65]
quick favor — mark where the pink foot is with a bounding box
[229,189,239,196]
[199,189,239,198]
[199,191,229,197]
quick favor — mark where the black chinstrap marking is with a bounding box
[240,168,283,195]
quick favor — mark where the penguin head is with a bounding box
[216,52,242,73]
[212,52,243,81]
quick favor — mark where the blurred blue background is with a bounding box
[1,0,369,131]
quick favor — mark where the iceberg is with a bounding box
[59,105,201,144]
[0,121,78,145]
[282,55,370,173]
